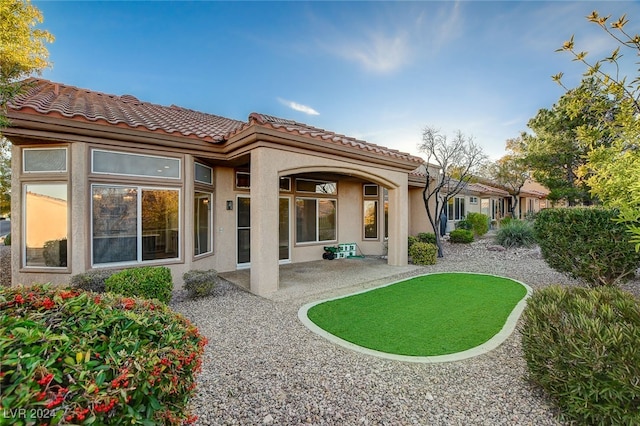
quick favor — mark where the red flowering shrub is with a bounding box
[0,285,207,425]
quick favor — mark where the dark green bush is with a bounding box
[495,219,536,248]
[3,233,10,246]
[521,285,640,425]
[70,269,118,293]
[466,212,489,236]
[534,208,640,286]
[416,232,437,244]
[105,266,173,303]
[183,270,219,298]
[408,242,437,265]
[449,229,473,244]
[454,219,473,231]
[0,285,206,425]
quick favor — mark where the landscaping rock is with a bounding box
[487,245,506,252]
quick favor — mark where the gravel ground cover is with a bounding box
[172,234,640,426]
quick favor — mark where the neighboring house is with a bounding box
[3,79,437,296]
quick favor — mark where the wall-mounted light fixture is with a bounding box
[226,200,233,211]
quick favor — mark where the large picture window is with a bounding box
[296,198,336,243]
[24,183,68,267]
[92,185,179,265]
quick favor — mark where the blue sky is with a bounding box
[34,1,640,160]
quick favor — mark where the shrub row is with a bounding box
[521,285,640,425]
[0,285,207,425]
[449,229,473,244]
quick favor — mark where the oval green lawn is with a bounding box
[305,273,528,357]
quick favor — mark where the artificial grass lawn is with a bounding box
[306,273,527,356]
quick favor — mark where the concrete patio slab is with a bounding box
[219,257,425,303]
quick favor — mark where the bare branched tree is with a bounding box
[418,127,487,257]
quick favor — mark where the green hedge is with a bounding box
[70,269,118,293]
[105,266,173,304]
[521,285,640,425]
[408,242,437,265]
[0,285,207,425]
[534,208,640,286]
[449,229,473,244]
[416,232,437,245]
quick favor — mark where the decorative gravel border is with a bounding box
[298,272,533,363]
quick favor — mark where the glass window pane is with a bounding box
[142,189,179,261]
[279,177,291,192]
[364,200,378,239]
[318,199,336,241]
[296,179,337,195]
[92,150,180,179]
[364,185,378,197]
[296,198,317,243]
[195,163,213,185]
[24,184,67,267]
[24,148,67,172]
[92,186,138,264]
[194,193,212,256]
[237,197,251,228]
[236,172,250,188]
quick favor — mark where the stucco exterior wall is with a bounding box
[408,187,436,237]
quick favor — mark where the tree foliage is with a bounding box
[0,0,54,128]
[488,137,531,217]
[418,126,486,257]
[554,10,640,249]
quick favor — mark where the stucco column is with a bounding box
[249,148,280,295]
[387,177,408,266]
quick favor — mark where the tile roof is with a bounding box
[7,79,423,166]
[248,113,424,165]
[7,79,246,142]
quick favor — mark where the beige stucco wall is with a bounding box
[408,187,436,237]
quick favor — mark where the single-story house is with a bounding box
[3,79,438,296]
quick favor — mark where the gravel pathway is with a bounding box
[172,235,639,426]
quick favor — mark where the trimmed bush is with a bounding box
[449,229,474,244]
[3,233,10,246]
[416,232,437,245]
[521,285,640,425]
[407,235,419,252]
[454,219,473,231]
[105,266,173,304]
[534,208,640,287]
[0,284,207,425]
[408,242,437,265]
[466,212,489,236]
[494,219,536,248]
[70,269,118,293]
[183,270,219,298]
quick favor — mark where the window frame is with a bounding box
[22,182,69,270]
[23,147,68,173]
[194,191,213,257]
[194,162,213,185]
[90,183,181,267]
[91,149,181,180]
[295,196,338,244]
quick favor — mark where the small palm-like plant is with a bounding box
[495,219,536,248]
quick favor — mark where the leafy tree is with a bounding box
[0,137,10,216]
[418,126,486,257]
[520,80,611,206]
[488,137,531,217]
[554,11,640,249]
[0,0,53,216]
[0,0,54,126]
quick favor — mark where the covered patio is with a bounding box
[219,257,424,303]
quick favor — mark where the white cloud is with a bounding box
[333,31,411,73]
[277,98,320,116]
